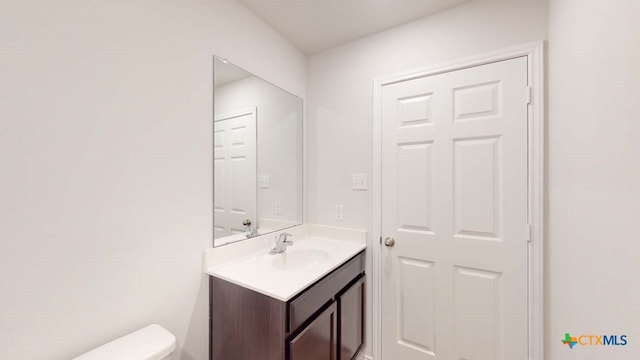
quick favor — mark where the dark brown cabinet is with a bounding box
[210,251,365,360]
[288,302,337,360]
[338,276,364,360]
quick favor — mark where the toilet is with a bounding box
[73,324,176,360]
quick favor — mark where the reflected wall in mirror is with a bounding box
[214,57,303,247]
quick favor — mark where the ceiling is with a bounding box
[237,0,470,55]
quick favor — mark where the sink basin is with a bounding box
[261,248,331,271]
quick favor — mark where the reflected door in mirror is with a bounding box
[214,108,257,238]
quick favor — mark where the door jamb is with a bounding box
[371,41,545,360]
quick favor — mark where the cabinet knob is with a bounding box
[384,237,395,247]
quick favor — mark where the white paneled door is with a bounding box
[214,108,257,238]
[381,57,529,360]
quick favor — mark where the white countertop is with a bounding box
[204,224,366,301]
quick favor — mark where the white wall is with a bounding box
[306,0,548,356]
[547,0,640,358]
[0,0,305,359]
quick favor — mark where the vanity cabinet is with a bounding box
[210,251,365,360]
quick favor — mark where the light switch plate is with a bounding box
[352,174,368,190]
[259,175,270,189]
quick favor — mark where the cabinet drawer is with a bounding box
[289,251,364,332]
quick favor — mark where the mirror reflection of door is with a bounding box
[213,108,257,239]
[213,56,303,247]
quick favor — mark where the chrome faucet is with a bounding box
[269,232,293,255]
[245,227,259,239]
[243,218,259,238]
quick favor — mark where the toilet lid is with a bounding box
[73,324,176,360]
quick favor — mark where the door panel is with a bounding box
[381,57,529,360]
[397,257,435,357]
[453,266,502,360]
[397,142,434,234]
[453,136,501,239]
[213,109,257,238]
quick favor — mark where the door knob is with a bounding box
[384,237,395,247]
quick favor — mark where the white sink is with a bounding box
[260,248,331,271]
[205,227,366,301]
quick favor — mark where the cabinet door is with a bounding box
[289,302,337,360]
[338,276,365,360]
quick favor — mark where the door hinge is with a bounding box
[526,223,532,243]
[526,86,532,105]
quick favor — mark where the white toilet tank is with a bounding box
[73,324,176,360]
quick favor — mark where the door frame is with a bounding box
[372,41,545,360]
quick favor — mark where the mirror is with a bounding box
[213,57,303,247]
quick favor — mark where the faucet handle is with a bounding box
[270,232,294,255]
[277,232,294,247]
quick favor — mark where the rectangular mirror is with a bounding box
[213,57,303,247]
